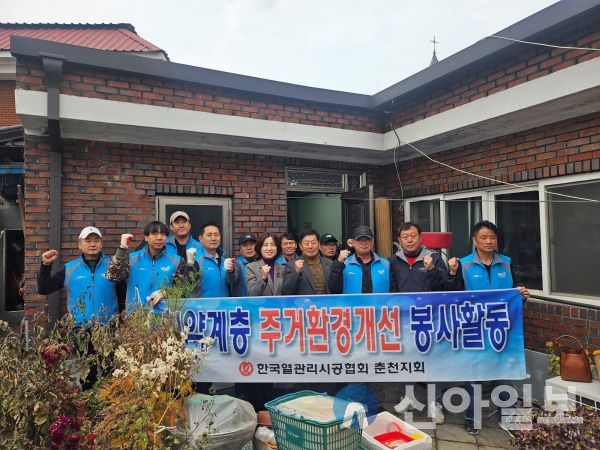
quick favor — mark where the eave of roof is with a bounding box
[0,22,168,60]
[8,1,599,109]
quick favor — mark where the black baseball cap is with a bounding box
[320,233,338,244]
[238,233,257,245]
[353,226,374,240]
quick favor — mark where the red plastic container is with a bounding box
[420,232,452,249]
[373,430,414,448]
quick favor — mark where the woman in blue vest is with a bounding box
[38,226,120,325]
[459,220,529,435]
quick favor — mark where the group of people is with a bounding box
[38,210,528,434]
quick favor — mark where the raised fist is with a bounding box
[423,254,434,270]
[224,258,235,272]
[337,249,351,263]
[448,257,459,275]
[261,264,270,280]
[186,248,197,264]
[42,249,58,266]
[294,259,304,274]
[120,233,134,249]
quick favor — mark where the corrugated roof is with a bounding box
[0,23,166,58]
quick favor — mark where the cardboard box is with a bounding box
[361,412,432,450]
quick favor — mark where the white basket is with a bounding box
[361,412,432,450]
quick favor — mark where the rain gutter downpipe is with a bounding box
[41,53,64,321]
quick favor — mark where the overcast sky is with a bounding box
[6,0,559,94]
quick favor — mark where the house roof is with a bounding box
[0,23,168,59]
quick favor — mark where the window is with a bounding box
[409,200,440,232]
[547,180,600,297]
[494,191,542,290]
[156,196,232,256]
[446,197,482,258]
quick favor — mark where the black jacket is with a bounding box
[389,247,460,293]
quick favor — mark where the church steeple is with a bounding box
[430,35,439,66]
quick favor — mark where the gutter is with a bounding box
[41,52,64,322]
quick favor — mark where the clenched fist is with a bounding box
[224,258,235,272]
[448,257,459,275]
[423,254,434,270]
[120,233,134,249]
[261,264,270,280]
[186,248,197,265]
[42,249,58,266]
[294,259,304,274]
[337,249,351,263]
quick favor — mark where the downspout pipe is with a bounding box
[41,53,64,322]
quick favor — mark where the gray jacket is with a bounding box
[281,256,334,295]
[245,259,285,296]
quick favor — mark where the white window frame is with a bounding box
[406,174,600,306]
[538,172,600,305]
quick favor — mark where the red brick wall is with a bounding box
[15,60,383,133]
[0,80,19,126]
[525,300,600,353]
[387,25,600,127]
[386,112,600,230]
[23,136,373,317]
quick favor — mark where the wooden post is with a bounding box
[375,198,392,258]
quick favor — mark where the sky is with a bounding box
[6,0,559,94]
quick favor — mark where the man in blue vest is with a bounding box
[328,226,390,294]
[38,226,121,325]
[166,211,203,259]
[459,220,529,435]
[106,221,182,313]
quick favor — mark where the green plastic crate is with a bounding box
[265,390,362,450]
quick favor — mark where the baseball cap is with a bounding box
[239,233,257,245]
[353,225,374,240]
[320,233,338,244]
[79,226,102,239]
[169,211,190,224]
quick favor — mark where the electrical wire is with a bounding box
[398,139,600,203]
[488,35,600,52]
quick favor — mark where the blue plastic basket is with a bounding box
[265,390,362,450]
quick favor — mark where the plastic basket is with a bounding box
[265,390,362,450]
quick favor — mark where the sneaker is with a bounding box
[464,422,480,435]
[393,396,415,414]
[428,401,445,425]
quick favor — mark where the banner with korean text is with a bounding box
[181,288,525,383]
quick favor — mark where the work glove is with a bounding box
[120,233,134,249]
[186,248,197,264]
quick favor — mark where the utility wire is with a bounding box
[488,35,600,52]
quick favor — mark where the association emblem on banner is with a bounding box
[239,361,254,377]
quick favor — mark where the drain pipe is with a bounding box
[41,53,64,322]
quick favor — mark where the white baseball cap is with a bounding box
[79,226,102,239]
[169,211,190,224]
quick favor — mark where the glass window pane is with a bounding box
[495,191,542,290]
[410,200,440,231]
[548,181,600,297]
[446,197,482,258]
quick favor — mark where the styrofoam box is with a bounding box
[361,412,432,450]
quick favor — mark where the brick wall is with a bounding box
[0,80,19,126]
[387,23,600,128]
[525,300,600,352]
[386,112,600,232]
[23,136,373,317]
[15,60,383,133]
